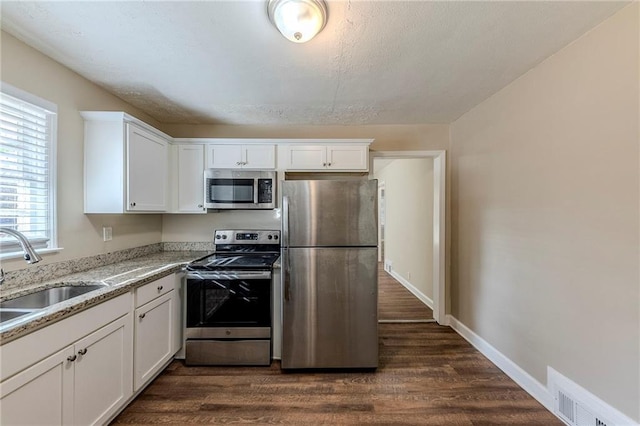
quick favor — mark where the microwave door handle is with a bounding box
[254,179,259,204]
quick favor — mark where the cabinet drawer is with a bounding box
[185,340,270,366]
[135,274,174,308]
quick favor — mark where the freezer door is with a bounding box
[282,180,378,247]
[281,247,378,369]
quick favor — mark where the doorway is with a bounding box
[370,151,446,325]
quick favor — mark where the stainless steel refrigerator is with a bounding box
[281,179,378,369]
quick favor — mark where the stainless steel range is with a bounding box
[184,229,280,366]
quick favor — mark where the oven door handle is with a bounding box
[186,271,272,280]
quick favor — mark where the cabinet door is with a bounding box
[0,346,74,426]
[243,145,276,169]
[73,314,133,426]
[177,145,206,213]
[126,123,169,211]
[206,144,242,169]
[327,145,369,171]
[285,146,327,170]
[134,291,174,391]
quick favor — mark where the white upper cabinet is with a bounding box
[170,144,206,214]
[205,143,276,169]
[126,124,169,211]
[281,141,372,171]
[82,112,170,213]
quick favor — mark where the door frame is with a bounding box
[369,150,447,324]
[377,181,385,262]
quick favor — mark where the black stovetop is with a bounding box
[186,251,280,271]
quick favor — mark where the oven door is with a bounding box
[186,270,272,329]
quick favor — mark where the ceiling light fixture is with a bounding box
[267,0,327,43]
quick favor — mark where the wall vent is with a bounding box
[548,367,636,426]
[554,386,610,426]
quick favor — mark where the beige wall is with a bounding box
[450,4,639,421]
[374,159,434,301]
[1,31,164,272]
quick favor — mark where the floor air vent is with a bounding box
[548,367,633,426]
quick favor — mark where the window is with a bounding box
[0,84,57,256]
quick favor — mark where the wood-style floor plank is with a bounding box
[112,322,560,425]
[378,263,433,321]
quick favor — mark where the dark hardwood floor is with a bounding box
[112,273,560,425]
[378,263,433,321]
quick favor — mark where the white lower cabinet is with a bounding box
[134,290,174,391]
[0,346,74,425]
[0,273,183,425]
[0,312,132,426]
[73,314,133,425]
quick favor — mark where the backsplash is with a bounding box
[1,242,212,292]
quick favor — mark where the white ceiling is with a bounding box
[0,1,627,126]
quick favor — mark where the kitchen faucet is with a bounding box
[0,227,43,285]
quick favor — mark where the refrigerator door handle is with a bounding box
[282,195,290,249]
[283,249,290,301]
[282,195,291,301]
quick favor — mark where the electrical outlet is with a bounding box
[103,226,112,241]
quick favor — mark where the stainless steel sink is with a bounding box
[0,309,37,323]
[0,284,106,310]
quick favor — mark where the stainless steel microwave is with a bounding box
[204,170,276,210]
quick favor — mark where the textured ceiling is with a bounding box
[0,1,627,126]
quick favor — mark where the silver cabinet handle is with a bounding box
[139,313,146,319]
[78,348,87,355]
[67,355,77,362]
[157,285,163,291]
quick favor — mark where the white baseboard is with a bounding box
[446,315,554,411]
[388,269,434,309]
[446,315,640,425]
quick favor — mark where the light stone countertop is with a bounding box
[0,251,208,344]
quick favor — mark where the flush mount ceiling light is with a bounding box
[267,0,327,43]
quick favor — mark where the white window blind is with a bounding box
[0,88,57,254]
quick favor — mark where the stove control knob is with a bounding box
[268,235,273,240]
[222,235,227,239]
[274,235,279,240]
[215,235,221,239]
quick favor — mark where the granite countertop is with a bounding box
[0,251,208,344]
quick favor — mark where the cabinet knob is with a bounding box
[78,348,88,355]
[236,161,241,166]
[67,355,77,362]
[323,163,327,167]
[198,204,203,208]
[157,285,163,291]
[327,163,332,166]
[139,313,146,319]
[130,202,136,207]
